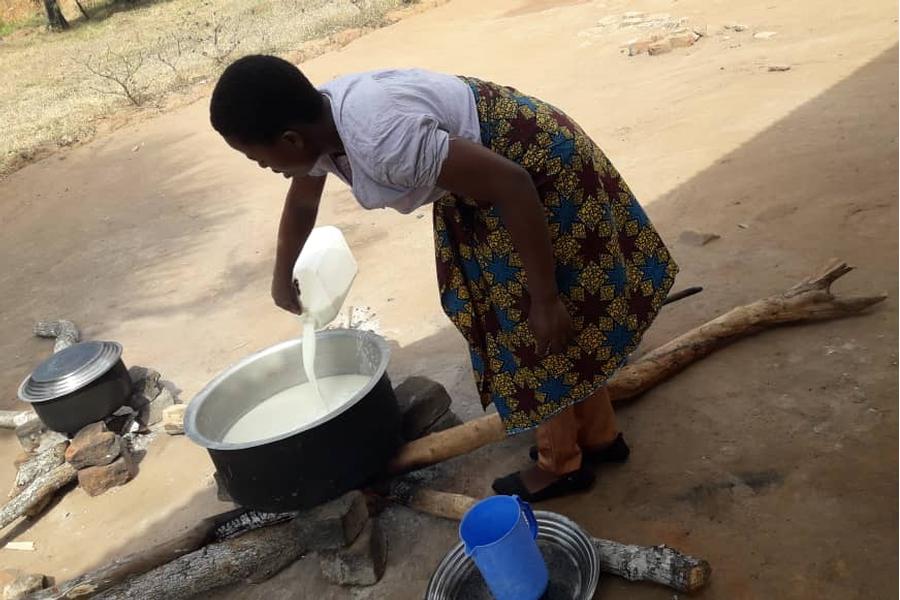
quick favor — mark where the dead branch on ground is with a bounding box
[33,320,80,352]
[0,463,76,532]
[389,261,887,473]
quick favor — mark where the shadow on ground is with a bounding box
[0,123,265,410]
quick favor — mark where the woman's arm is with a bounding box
[436,138,572,354]
[271,174,327,313]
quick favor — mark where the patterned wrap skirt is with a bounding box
[433,78,679,435]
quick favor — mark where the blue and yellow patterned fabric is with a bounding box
[433,78,679,435]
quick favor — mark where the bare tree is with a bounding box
[42,0,69,31]
[153,33,189,79]
[79,47,148,106]
[192,10,241,66]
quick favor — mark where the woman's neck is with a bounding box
[318,95,344,155]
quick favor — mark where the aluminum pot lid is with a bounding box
[18,341,123,403]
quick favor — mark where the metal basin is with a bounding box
[426,511,600,600]
[185,329,400,511]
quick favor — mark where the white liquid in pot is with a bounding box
[222,374,370,444]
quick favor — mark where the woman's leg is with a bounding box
[497,407,593,499]
[535,406,583,475]
[574,386,619,450]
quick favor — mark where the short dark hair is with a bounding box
[210,55,324,144]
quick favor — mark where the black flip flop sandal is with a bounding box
[491,468,595,503]
[528,432,631,465]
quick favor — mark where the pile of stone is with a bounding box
[585,11,706,56]
[124,366,185,437]
[61,366,184,496]
[9,366,186,500]
[623,28,704,56]
[302,491,387,586]
[64,422,135,496]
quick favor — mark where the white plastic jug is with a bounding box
[292,226,358,330]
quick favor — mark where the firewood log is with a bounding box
[388,261,886,473]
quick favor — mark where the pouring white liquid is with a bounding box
[221,225,362,445]
[222,374,370,443]
[302,316,324,407]
[293,226,357,409]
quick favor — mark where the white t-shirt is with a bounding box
[308,69,481,214]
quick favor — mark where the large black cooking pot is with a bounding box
[185,329,401,512]
[18,341,131,435]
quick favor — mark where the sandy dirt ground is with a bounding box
[0,0,896,598]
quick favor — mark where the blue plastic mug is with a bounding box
[459,495,549,600]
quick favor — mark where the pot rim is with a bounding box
[184,329,391,451]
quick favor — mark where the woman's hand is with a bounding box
[529,296,573,356]
[271,270,302,314]
[270,175,325,315]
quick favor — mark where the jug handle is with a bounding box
[515,496,539,540]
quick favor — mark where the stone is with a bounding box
[293,490,370,552]
[624,38,652,56]
[105,405,137,435]
[648,39,673,56]
[127,391,150,411]
[318,519,387,587]
[129,365,161,388]
[77,449,137,496]
[127,366,162,408]
[679,230,721,246]
[66,422,122,469]
[691,23,709,37]
[724,23,748,32]
[213,471,233,503]
[395,377,453,441]
[620,16,647,27]
[139,387,175,427]
[14,418,47,452]
[425,409,463,435]
[162,404,186,435]
[14,417,67,454]
[0,569,45,599]
[669,30,698,48]
[753,31,778,39]
[34,431,67,454]
[768,64,791,72]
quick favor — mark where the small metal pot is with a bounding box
[18,341,132,435]
[185,329,401,512]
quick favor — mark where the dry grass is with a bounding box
[0,0,421,177]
